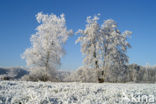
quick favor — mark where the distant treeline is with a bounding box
[64,64,156,83]
[1,64,156,83]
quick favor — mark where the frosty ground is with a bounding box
[0,81,156,104]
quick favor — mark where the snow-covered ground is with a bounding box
[0,81,156,104]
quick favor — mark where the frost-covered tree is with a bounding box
[76,15,102,69]
[76,15,103,82]
[101,19,132,82]
[22,12,72,81]
[76,15,132,82]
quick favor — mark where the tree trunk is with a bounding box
[44,51,50,81]
[93,50,100,83]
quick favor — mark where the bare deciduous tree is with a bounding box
[22,12,72,81]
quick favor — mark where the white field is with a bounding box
[0,81,156,104]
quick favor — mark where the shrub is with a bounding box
[65,66,97,82]
[21,68,58,82]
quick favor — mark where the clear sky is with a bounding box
[0,0,156,70]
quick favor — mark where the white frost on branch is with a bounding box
[76,14,132,82]
[76,15,102,69]
[22,12,72,80]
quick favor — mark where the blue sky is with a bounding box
[0,0,156,70]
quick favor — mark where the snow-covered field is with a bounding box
[0,81,156,104]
